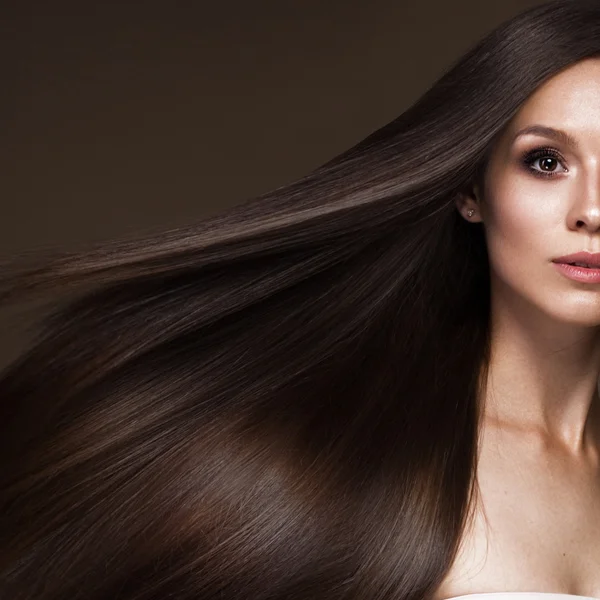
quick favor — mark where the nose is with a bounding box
[568,170,600,233]
[570,210,600,233]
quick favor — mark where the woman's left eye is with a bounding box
[522,146,568,178]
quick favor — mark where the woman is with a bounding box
[1,1,600,599]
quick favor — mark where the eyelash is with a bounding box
[521,146,568,179]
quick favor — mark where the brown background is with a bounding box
[1,0,543,366]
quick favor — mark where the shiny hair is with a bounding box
[2,1,600,599]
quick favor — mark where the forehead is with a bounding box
[516,57,600,122]
[492,57,600,154]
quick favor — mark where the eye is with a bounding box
[521,146,568,179]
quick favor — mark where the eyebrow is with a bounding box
[511,125,580,150]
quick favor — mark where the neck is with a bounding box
[484,283,600,457]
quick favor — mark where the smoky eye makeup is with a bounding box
[519,145,569,179]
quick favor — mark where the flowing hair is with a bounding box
[1,1,600,599]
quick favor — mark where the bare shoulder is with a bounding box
[434,424,600,599]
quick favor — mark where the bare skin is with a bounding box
[436,58,600,599]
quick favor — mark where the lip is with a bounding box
[552,251,600,267]
[552,252,600,283]
[552,262,600,283]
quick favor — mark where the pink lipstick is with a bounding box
[552,251,600,283]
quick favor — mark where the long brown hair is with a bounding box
[2,2,600,599]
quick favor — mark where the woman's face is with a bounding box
[461,57,600,327]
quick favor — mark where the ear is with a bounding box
[454,183,483,223]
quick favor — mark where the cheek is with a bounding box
[484,194,535,258]
[482,184,557,281]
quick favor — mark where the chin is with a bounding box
[499,285,600,329]
[540,304,600,328]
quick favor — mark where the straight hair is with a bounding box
[2,1,600,598]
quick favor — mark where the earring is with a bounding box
[467,208,475,218]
